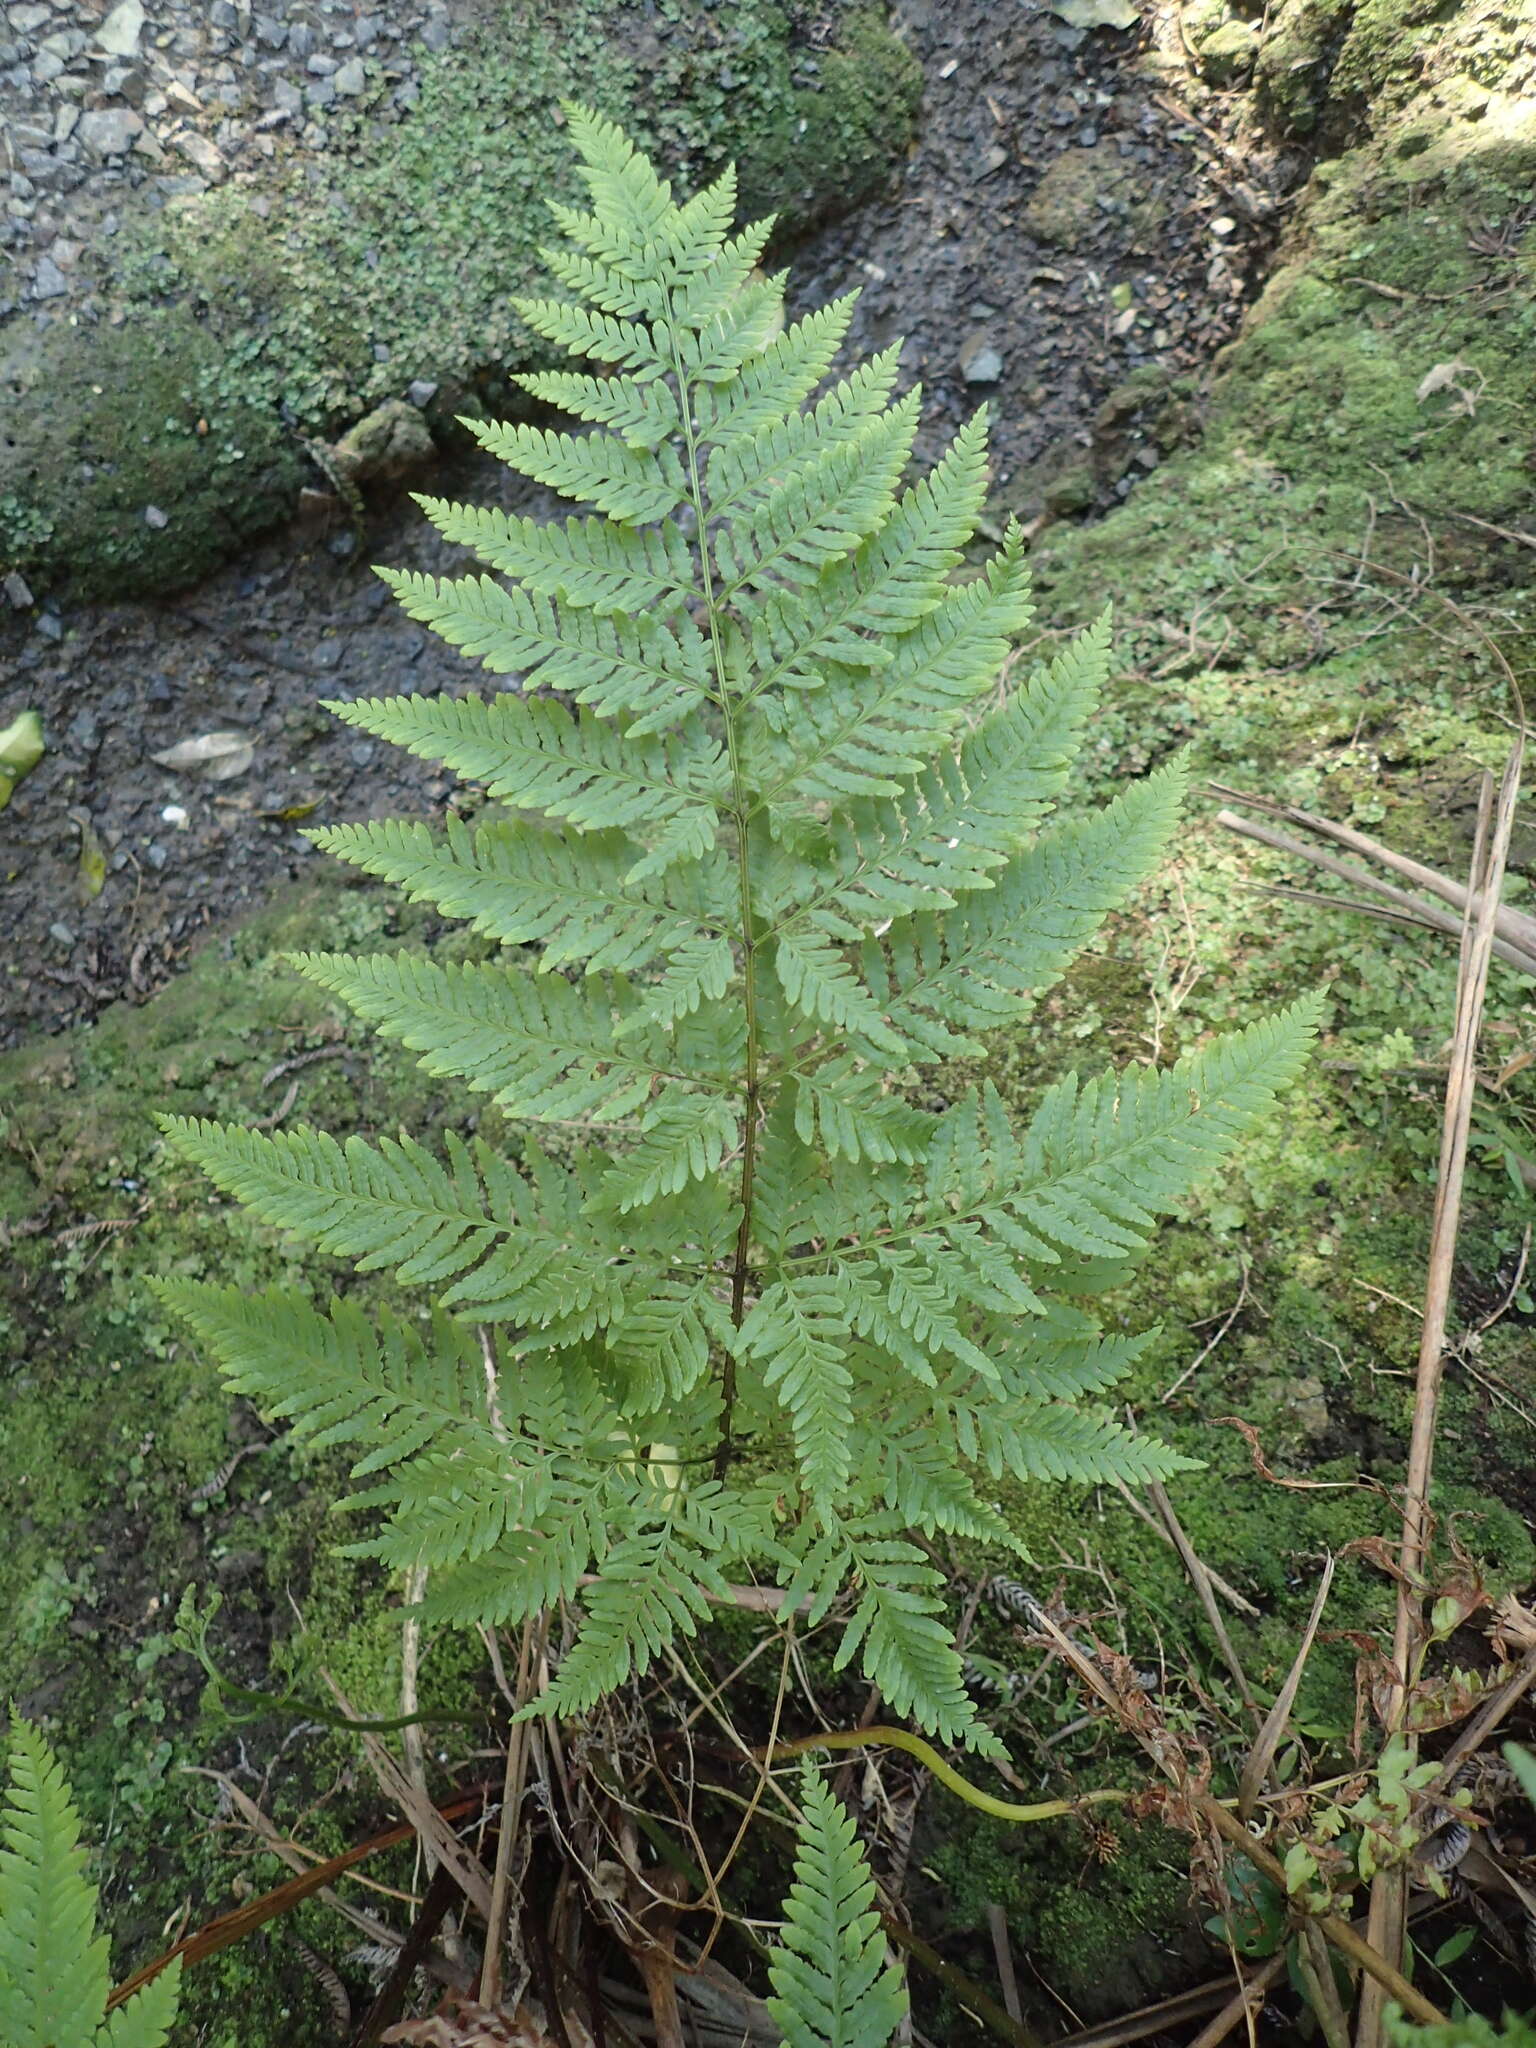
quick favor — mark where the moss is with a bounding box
[724,9,922,228]
[0,310,304,597]
[0,875,497,2036]
[1,0,918,602]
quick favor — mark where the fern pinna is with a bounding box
[157,110,1317,1753]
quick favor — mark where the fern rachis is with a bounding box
[158,109,1320,1753]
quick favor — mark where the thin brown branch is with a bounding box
[1147,1478,1259,1719]
[1183,1954,1288,2048]
[1238,1554,1336,1821]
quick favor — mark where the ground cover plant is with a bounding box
[150,107,1318,1769]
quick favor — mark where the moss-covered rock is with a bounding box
[1022,142,1142,247]
[0,0,918,603]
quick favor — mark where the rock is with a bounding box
[960,343,1004,385]
[1043,465,1096,515]
[8,2,51,32]
[306,51,336,75]
[253,13,286,47]
[4,570,34,608]
[173,131,226,181]
[30,251,67,297]
[406,378,438,408]
[53,103,78,144]
[330,397,435,484]
[333,56,365,94]
[419,11,450,51]
[92,0,143,57]
[143,504,168,529]
[286,19,315,58]
[1196,18,1259,83]
[77,106,144,156]
[1022,143,1137,247]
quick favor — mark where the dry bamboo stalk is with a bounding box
[1216,810,1536,979]
[1356,744,1524,2048]
[1211,782,1536,960]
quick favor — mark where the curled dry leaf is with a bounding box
[150,731,255,781]
[384,1996,584,2047]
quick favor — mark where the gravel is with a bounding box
[0,0,461,319]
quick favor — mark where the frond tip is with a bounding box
[0,1723,181,2048]
[767,1764,908,2048]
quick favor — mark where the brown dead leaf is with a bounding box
[384,1997,588,2047]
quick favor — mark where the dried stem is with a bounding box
[1357,746,1523,2048]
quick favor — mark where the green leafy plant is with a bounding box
[155,109,1318,1752]
[768,1763,907,2048]
[0,1721,180,2048]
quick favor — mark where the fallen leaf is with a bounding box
[0,709,44,810]
[71,809,107,900]
[1049,0,1139,28]
[150,731,255,780]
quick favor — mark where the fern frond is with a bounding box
[790,1061,930,1166]
[969,1397,1197,1485]
[717,393,923,595]
[993,997,1325,1265]
[757,525,1034,804]
[509,370,681,448]
[537,1526,728,1717]
[604,1276,726,1408]
[324,692,727,832]
[595,1088,740,1212]
[616,932,735,1034]
[159,114,1321,1764]
[465,418,686,524]
[706,348,904,518]
[152,1284,493,1469]
[836,1524,995,1753]
[799,610,1116,935]
[741,409,995,710]
[766,1764,908,2048]
[0,1725,180,2048]
[305,817,723,973]
[774,930,904,1056]
[376,571,712,729]
[287,951,724,1119]
[0,1723,110,2048]
[697,293,859,448]
[735,1278,859,1502]
[864,763,1189,1058]
[99,1968,182,2048]
[159,1117,508,1284]
[409,500,695,612]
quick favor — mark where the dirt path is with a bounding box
[0,0,1285,1048]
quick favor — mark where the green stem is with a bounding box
[763,1726,1132,1824]
[666,311,760,1481]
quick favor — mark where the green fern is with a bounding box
[156,109,1321,1755]
[0,1723,180,2048]
[767,1764,907,2048]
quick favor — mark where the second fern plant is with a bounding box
[159,110,1317,1753]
